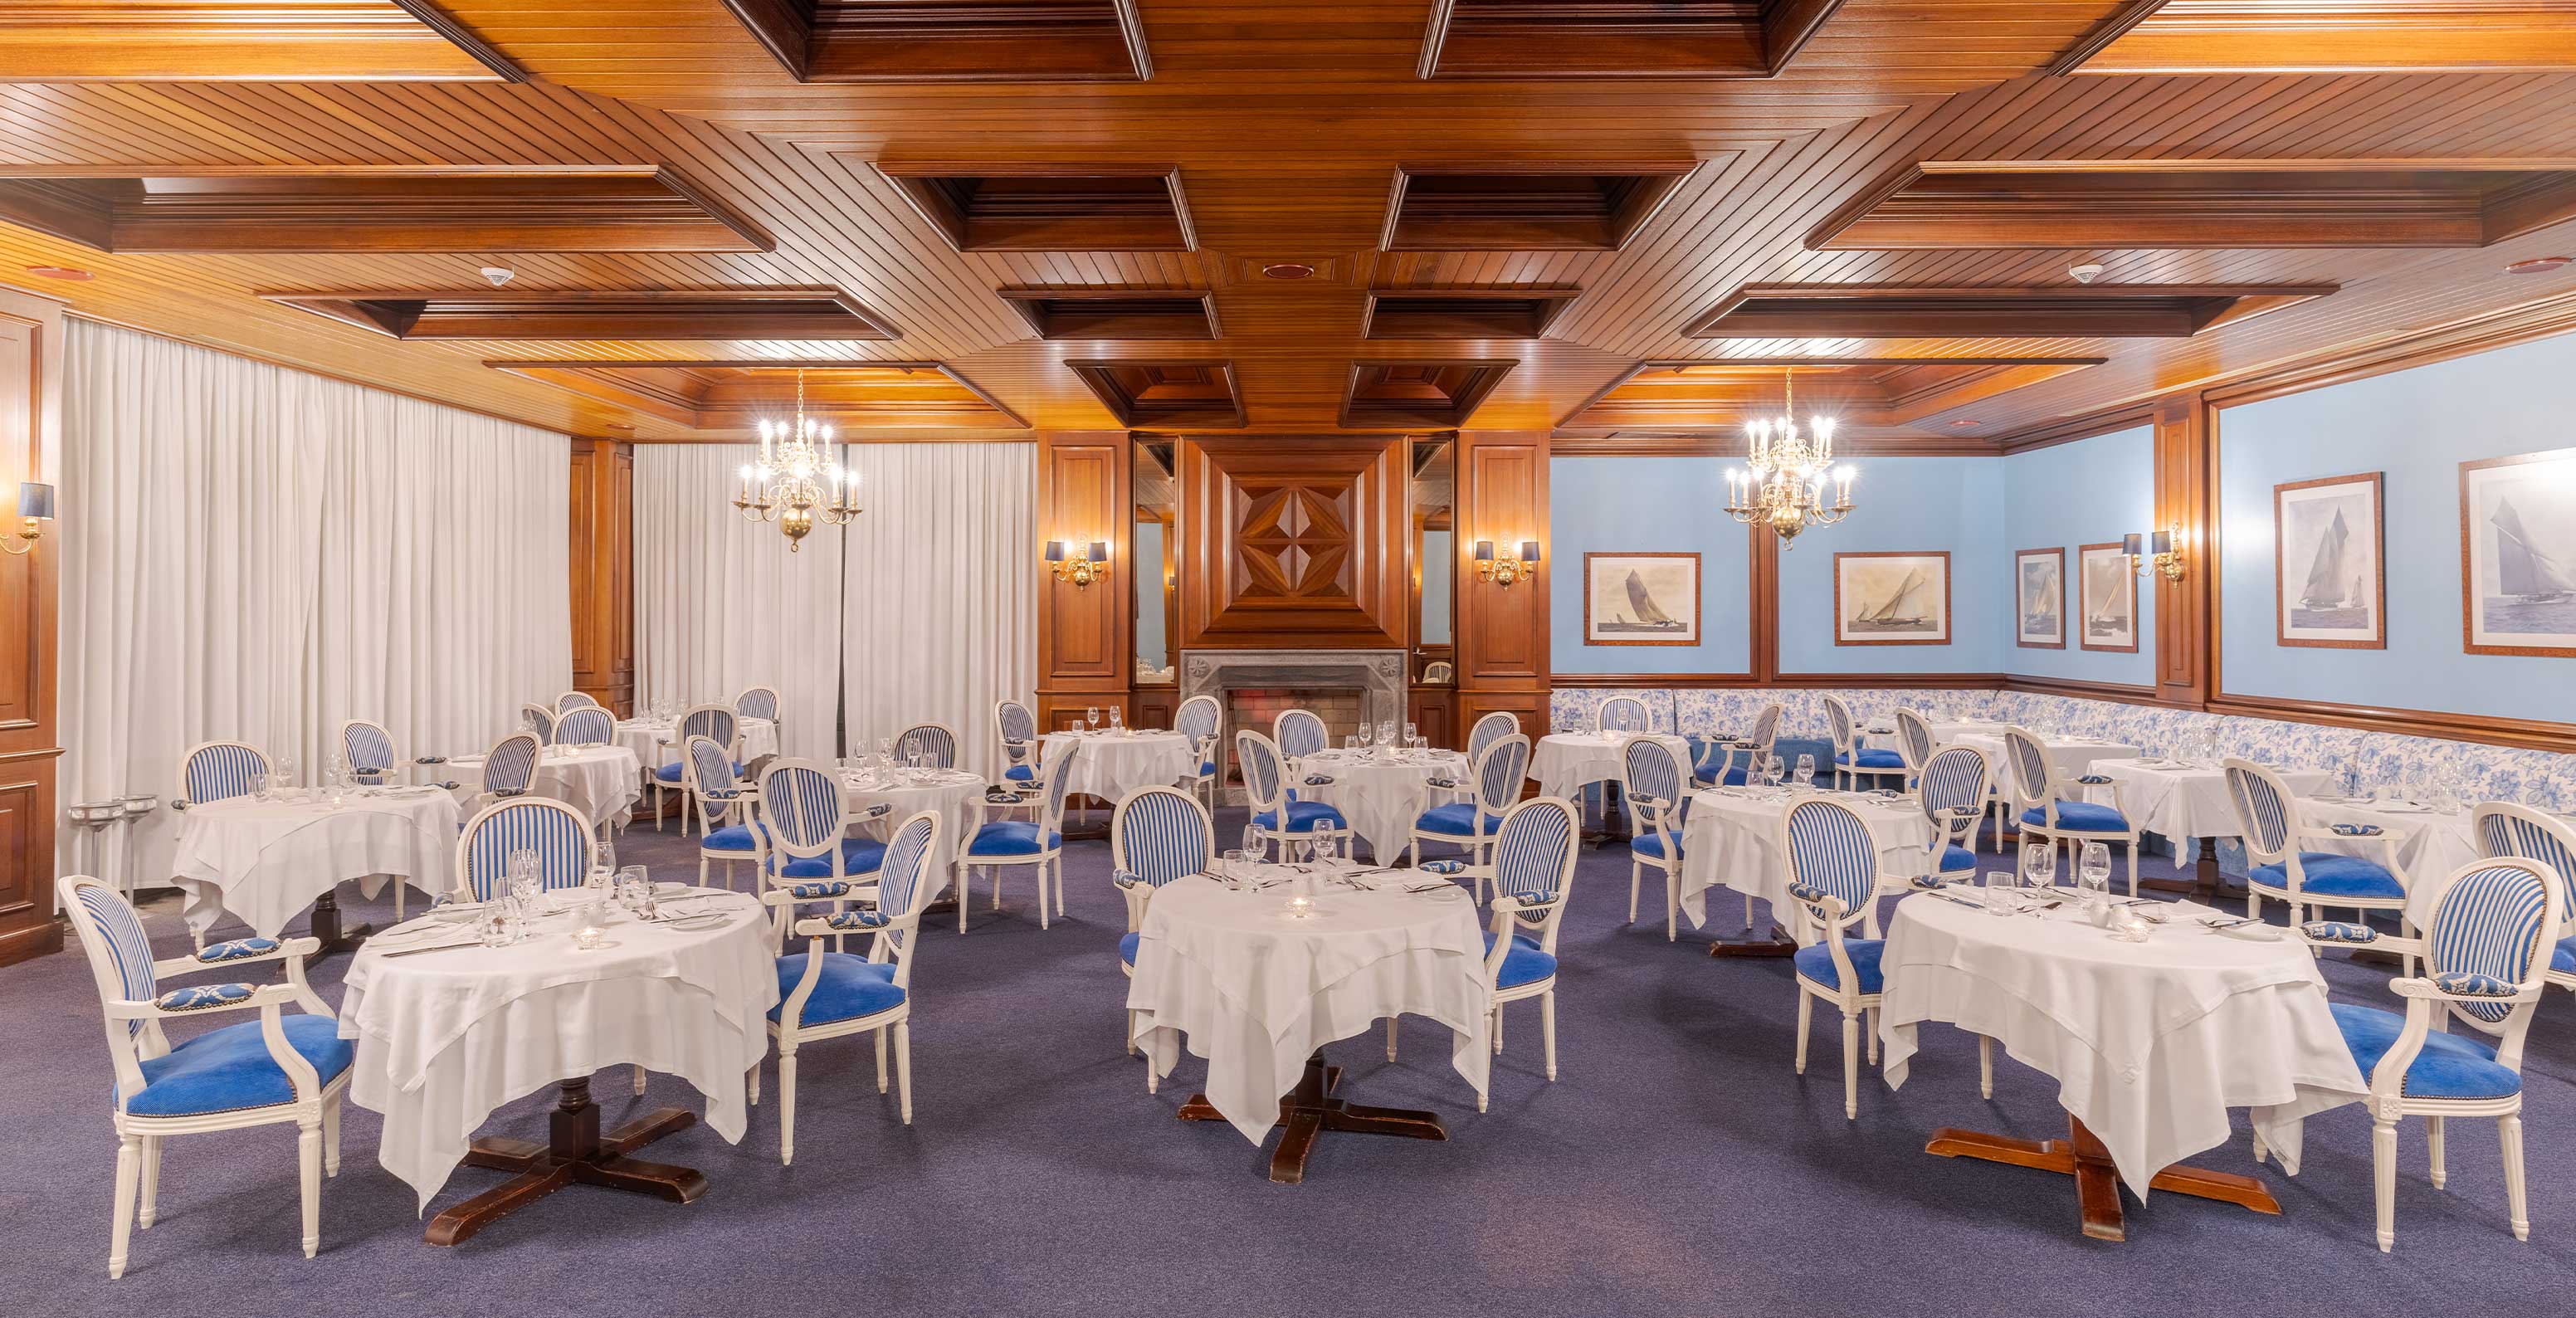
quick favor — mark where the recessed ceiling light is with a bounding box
[2505,255,2571,275]
[1260,262,1316,281]
[604,422,634,431]
[1949,420,1978,427]
[25,265,90,281]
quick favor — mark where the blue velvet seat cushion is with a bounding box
[1253,800,1346,833]
[771,952,905,1026]
[2021,800,2129,832]
[1695,765,1754,787]
[1480,930,1556,989]
[124,1014,354,1116]
[2251,852,2406,901]
[773,838,887,878]
[1120,931,1141,966]
[656,759,745,783]
[1629,831,1679,859]
[1792,939,1886,995]
[2330,1003,2521,1100]
[2554,936,2574,974]
[1003,764,1034,782]
[703,823,764,852]
[1938,843,1978,873]
[967,821,1064,856]
[1415,802,1505,836]
[1837,749,1904,769]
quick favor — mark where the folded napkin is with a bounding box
[2075,774,2114,785]
[2300,920,2377,945]
[1303,774,1336,786]
[2329,822,2383,837]
[1425,777,1460,789]
[1417,860,1468,876]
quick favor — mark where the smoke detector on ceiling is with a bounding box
[479,266,515,288]
[2069,262,2105,285]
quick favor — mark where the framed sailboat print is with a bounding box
[2077,543,2138,653]
[1833,551,1949,646]
[1583,552,1700,646]
[2015,547,2065,649]
[2461,447,2576,657]
[2274,471,2384,648]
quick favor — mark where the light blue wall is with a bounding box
[1777,456,2006,673]
[1133,518,1164,670]
[2217,331,2576,725]
[1998,424,2157,686]
[1549,456,1753,674]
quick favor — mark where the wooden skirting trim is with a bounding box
[1999,675,2167,709]
[1554,672,2002,690]
[2207,695,2575,754]
[0,745,66,763]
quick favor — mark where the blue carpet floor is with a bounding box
[8,809,2574,1315]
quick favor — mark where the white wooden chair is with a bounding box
[1779,796,1888,1120]
[735,685,781,722]
[2003,727,2140,896]
[60,875,350,1278]
[1173,694,1222,810]
[1695,701,1781,788]
[2227,757,2409,935]
[894,722,959,769]
[757,810,942,1164]
[652,704,739,834]
[555,691,599,714]
[1406,733,1530,883]
[957,749,1074,932]
[520,702,557,745]
[2298,857,2566,1250]
[2472,802,2576,993]
[754,759,890,946]
[471,730,543,816]
[1916,744,1991,886]
[1272,707,1329,769]
[1466,710,1519,763]
[1825,695,1906,793]
[1239,728,1348,862]
[338,718,442,790]
[993,699,1040,787]
[174,740,269,812]
[555,706,614,748]
[1456,797,1578,1109]
[1618,735,1690,940]
[1112,786,1212,1091]
[690,734,765,891]
[1891,708,1937,789]
[1595,695,1648,733]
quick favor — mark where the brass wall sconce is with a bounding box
[1474,538,1540,588]
[1046,539,1111,587]
[1,481,51,556]
[2125,525,2186,583]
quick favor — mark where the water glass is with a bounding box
[1108,706,1124,731]
[1222,848,1251,882]
[274,753,298,798]
[615,864,651,913]
[1357,723,1373,752]
[1982,871,2020,915]
[1378,720,1398,749]
[251,770,271,803]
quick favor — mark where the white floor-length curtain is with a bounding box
[632,443,844,762]
[57,319,572,886]
[841,442,1036,783]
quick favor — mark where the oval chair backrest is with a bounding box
[2475,803,2576,925]
[2427,859,2562,1028]
[520,704,556,745]
[1620,736,1684,822]
[1423,661,1453,683]
[61,876,158,1042]
[680,704,738,756]
[1274,709,1328,760]
[1597,696,1648,733]
[686,735,740,798]
[2000,728,2053,813]
[339,720,397,783]
[1032,749,1079,829]
[557,691,599,713]
[736,686,780,721]
[556,707,614,747]
[2221,759,2294,861]
[1174,695,1221,744]
[1475,733,1532,815]
[876,811,941,928]
[1113,786,1212,887]
[894,723,958,769]
[1826,696,1860,753]
[181,741,271,805]
[1746,702,1783,753]
[759,761,850,860]
[1468,710,1520,762]
[1893,708,1935,771]
[1919,746,1992,828]
[458,797,594,901]
[1493,797,1578,907]
[483,732,542,795]
[1783,797,1878,925]
[1237,730,1287,813]
[995,700,1035,746]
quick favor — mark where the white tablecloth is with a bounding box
[1297,748,1472,862]
[447,744,642,827]
[1953,732,2140,801]
[1530,732,1692,798]
[1125,869,1491,1141]
[2299,798,2481,928]
[1880,894,2367,1193]
[338,888,778,1208]
[1676,788,1934,931]
[615,716,780,773]
[169,788,461,938]
[1041,730,1195,803]
[838,766,986,889]
[2081,759,2333,847]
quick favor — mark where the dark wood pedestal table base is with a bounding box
[305,890,371,959]
[426,1077,706,1245]
[1178,1050,1447,1184]
[1926,1114,2280,1242]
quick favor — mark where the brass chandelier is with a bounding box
[1723,369,1855,546]
[731,371,861,552]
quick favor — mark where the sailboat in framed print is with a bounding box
[2275,471,2385,648]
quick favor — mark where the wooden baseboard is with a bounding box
[0,915,63,968]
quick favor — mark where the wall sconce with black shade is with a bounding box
[2124,525,2186,582]
[2,481,51,556]
[1474,538,1540,588]
[1046,539,1111,588]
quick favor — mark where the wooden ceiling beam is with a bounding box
[1559,356,2106,431]
[1686,282,2341,339]
[998,288,1219,340]
[0,0,524,82]
[261,287,898,340]
[485,359,1027,433]
[2062,2,2576,76]
[877,166,1194,251]
[1341,359,1515,429]
[1361,287,1582,339]
[1066,359,1247,428]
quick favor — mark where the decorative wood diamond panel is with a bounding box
[1178,436,1408,651]
[1236,485,1354,599]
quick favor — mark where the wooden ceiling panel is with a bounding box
[262,286,897,339]
[2066,2,2576,77]
[998,286,1217,339]
[0,1,520,81]
[877,166,1194,251]
[1066,358,1246,427]
[1382,165,1697,251]
[1340,359,1515,429]
[1560,356,2105,431]
[721,0,1149,82]
[1362,286,1581,339]
[1417,0,1849,81]
[486,358,1024,433]
[1686,282,2339,338]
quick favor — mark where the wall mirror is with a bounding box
[1134,435,1178,686]
[1412,435,1454,685]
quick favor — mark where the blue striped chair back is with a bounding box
[996,700,1035,744]
[1476,734,1532,814]
[63,878,159,1040]
[1622,736,1683,820]
[557,692,599,713]
[1493,798,1578,906]
[894,723,958,769]
[1784,797,1879,921]
[1825,696,1856,750]
[760,762,849,857]
[875,813,940,932]
[458,798,594,901]
[1275,709,1327,760]
[2222,759,2294,858]
[1745,702,1783,753]
[681,705,738,754]
[686,735,739,798]
[1174,695,1220,744]
[182,741,270,805]
[2001,729,2052,811]
[1919,746,1991,827]
[1598,696,1647,733]
[736,686,780,721]
[483,732,541,795]
[1237,730,1286,813]
[520,704,556,746]
[1894,708,1934,769]
[2428,861,2558,1025]
[1468,710,1520,763]
[340,721,397,784]
[2475,803,2576,923]
[556,707,614,747]
[1035,748,1078,829]
[1114,787,1212,886]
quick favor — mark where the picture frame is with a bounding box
[2014,546,2065,650]
[2077,542,2139,653]
[2274,471,2385,649]
[1833,551,1950,647]
[1583,551,1700,646]
[2460,446,2576,657]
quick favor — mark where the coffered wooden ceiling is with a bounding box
[5,2,2576,444]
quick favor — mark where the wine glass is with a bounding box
[2078,842,2111,909]
[1108,705,1124,732]
[594,819,617,879]
[1086,705,1102,733]
[1378,720,1398,751]
[1356,722,1374,754]
[1793,754,1816,790]
[2022,840,2058,890]
[1764,755,1786,788]
[273,752,298,797]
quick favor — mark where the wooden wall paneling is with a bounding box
[568,437,636,716]
[1452,431,1549,714]
[0,284,61,965]
[1037,432,1130,731]
[1177,435,1410,650]
[1408,685,1456,749]
[2153,393,2213,705]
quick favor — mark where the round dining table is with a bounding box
[1295,746,1472,862]
[1677,785,1934,934]
[338,886,777,1242]
[614,715,781,772]
[446,743,642,827]
[1040,728,1195,803]
[168,786,460,945]
[1528,731,1691,799]
[837,764,986,888]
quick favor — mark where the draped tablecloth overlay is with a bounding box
[447,744,642,827]
[2082,759,2333,849]
[615,715,780,774]
[2297,797,2481,929]
[169,788,461,937]
[1676,788,1934,931]
[1040,729,1195,803]
[1530,732,1692,798]
[1951,731,2141,802]
[1297,748,1472,862]
[839,765,986,888]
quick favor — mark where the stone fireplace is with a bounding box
[1181,649,1408,799]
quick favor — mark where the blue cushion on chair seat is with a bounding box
[967,821,1063,856]
[1837,749,1905,769]
[703,824,763,852]
[771,952,905,1026]
[773,838,887,878]
[657,760,743,783]
[1120,931,1141,966]
[124,1015,354,1116]
[1480,930,1556,988]
[1792,939,1886,995]
[1253,801,1347,833]
[1003,764,1034,782]
[2251,852,2406,901]
[1696,766,1753,787]
[1629,832,1677,859]
[2021,801,2129,832]
[1200,759,1218,777]
[2330,1003,2521,1100]
[2554,936,2574,974]
[1938,844,1978,873]
[1415,802,1504,836]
